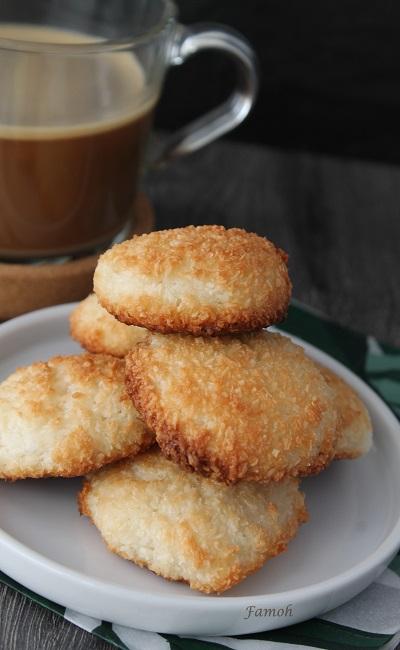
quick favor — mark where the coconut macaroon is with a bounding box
[79,449,308,594]
[70,294,147,358]
[125,331,338,484]
[0,354,153,480]
[318,366,373,460]
[94,226,292,336]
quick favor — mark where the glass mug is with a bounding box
[0,0,257,261]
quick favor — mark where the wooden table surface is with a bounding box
[1,139,399,649]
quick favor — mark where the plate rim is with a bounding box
[0,302,399,611]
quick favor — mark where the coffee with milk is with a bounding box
[0,24,157,258]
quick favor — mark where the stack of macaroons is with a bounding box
[0,225,373,595]
[79,225,372,592]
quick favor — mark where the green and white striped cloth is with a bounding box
[2,302,400,650]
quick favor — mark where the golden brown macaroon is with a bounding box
[125,331,338,484]
[70,294,147,358]
[0,354,153,480]
[94,225,291,336]
[78,449,308,594]
[318,365,373,460]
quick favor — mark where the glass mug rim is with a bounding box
[0,0,177,54]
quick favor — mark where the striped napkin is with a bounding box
[1,301,399,650]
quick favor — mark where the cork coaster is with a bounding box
[0,192,154,320]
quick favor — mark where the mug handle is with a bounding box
[155,23,258,164]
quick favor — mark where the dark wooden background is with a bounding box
[1,1,400,647]
[158,0,400,163]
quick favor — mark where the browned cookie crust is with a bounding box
[318,365,373,460]
[125,331,338,484]
[0,353,153,479]
[70,294,147,358]
[94,226,292,336]
[79,450,308,594]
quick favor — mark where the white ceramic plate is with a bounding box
[0,303,399,636]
